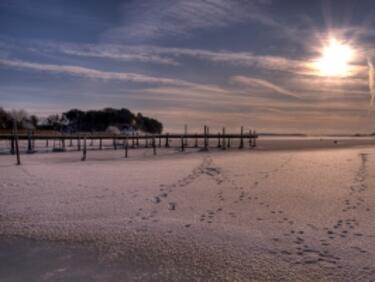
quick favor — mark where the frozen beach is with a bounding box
[1,141,375,281]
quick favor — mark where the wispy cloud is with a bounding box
[231,76,301,99]
[140,46,307,73]
[33,42,307,73]
[44,43,180,65]
[0,58,229,94]
[102,0,277,41]
[0,58,183,84]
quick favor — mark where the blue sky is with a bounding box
[1,0,375,133]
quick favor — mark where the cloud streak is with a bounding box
[141,46,308,73]
[231,76,301,99]
[0,58,211,88]
[34,42,308,73]
[102,0,276,41]
[48,44,179,65]
[0,58,233,98]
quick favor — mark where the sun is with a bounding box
[315,38,354,77]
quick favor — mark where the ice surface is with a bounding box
[1,146,375,281]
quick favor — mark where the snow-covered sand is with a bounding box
[1,144,375,281]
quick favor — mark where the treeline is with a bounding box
[0,108,39,130]
[0,107,163,134]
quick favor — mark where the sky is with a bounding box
[1,0,375,133]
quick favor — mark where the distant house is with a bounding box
[119,124,137,135]
[106,124,138,135]
[21,120,35,130]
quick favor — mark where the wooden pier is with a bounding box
[0,126,258,164]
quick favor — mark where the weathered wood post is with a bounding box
[46,138,49,148]
[81,136,87,161]
[217,132,221,148]
[153,136,157,156]
[90,136,93,146]
[227,136,231,148]
[13,119,21,165]
[27,130,33,154]
[99,138,102,150]
[15,137,20,165]
[158,135,161,148]
[69,137,73,147]
[249,130,252,148]
[239,126,244,149]
[124,138,128,158]
[222,127,226,150]
[204,125,208,150]
[181,136,185,152]
[113,135,117,150]
[207,127,210,149]
[136,133,139,147]
[194,133,198,148]
[184,124,188,146]
[165,133,170,148]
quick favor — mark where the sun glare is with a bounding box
[315,38,354,77]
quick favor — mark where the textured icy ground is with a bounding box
[1,146,375,281]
